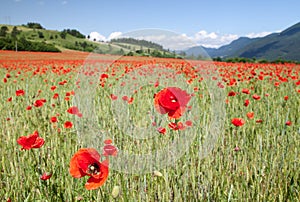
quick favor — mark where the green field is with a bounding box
[0,53,299,201]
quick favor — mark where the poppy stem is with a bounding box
[30,149,42,174]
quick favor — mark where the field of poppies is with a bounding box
[0,50,299,201]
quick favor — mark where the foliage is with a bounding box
[24,22,45,29]
[213,57,299,64]
[11,26,21,39]
[60,31,67,39]
[0,26,9,37]
[62,29,85,39]
[0,37,60,52]
[111,37,164,50]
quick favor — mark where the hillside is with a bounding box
[185,37,258,58]
[0,23,179,58]
[237,22,300,61]
[0,23,125,54]
[185,21,300,62]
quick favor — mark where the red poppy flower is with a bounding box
[101,73,109,79]
[103,144,118,156]
[122,95,128,101]
[284,96,288,101]
[67,106,81,117]
[64,121,73,128]
[244,99,250,107]
[40,172,52,180]
[252,94,261,100]
[154,87,191,119]
[16,89,25,96]
[285,121,292,126]
[104,139,113,144]
[231,118,245,127]
[241,88,250,94]
[17,131,45,150]
[228,91,236,96]
[110,94,118,100]
[256,119,263,123]
[69,148,109,190]
[247,112,254,119]
[34,99,46,107]
[50,86,57,91]
[50,116,58,123]
[26,105,32,110]
[168,122,179,130]
[53,93,59,99]
[157,127,166,134]
[127,97,134,104]
[102,139,118,156]
[168,122,185,130]
[185,120,193,126]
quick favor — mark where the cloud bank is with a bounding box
[88,30,276,50]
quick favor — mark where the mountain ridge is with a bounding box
[185,21,300,62]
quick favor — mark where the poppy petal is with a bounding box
[32,137,45,148]
[85,161,109,190]
[69,154,86,178]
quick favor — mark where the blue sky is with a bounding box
[1,0,299,49]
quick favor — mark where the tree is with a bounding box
[26,22,44,29]
[80,41,87,49]
[62,29,85,38]
[0,26,8,37]
[38,31,44,39]
[60,31,67,39]
[11,26,20,39]
[119,48,124,55]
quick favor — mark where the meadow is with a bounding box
[0,50,299,201]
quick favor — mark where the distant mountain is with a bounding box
[206,37,259,58]
[185,37,259,58]
[185,21,300,62]
[237,22,300,61]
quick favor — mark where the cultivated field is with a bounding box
[0,50,299,201]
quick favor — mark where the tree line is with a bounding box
[111,38,164,50]
[0,25,60,52]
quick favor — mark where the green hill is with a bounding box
[237,22,300,61]
[0,23,179,58]
[184,22,300,62]
[0,23,122,53]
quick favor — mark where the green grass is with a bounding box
[0,24,179,57]
[0,60,299,201]
[0,24,127,53]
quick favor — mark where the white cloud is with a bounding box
[108,32,122,40]
[88,29,278,50]
[88,31,122,42]
[193,30,239,48]
[245,31,276,38]
[88,30,238,49]
[89,31,106,41]
[61,1,67,5]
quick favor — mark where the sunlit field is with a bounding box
[0,50,299,201]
